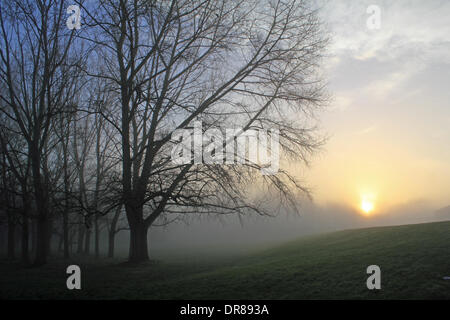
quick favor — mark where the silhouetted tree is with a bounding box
[0,0,84,265]
[80,0,328,262]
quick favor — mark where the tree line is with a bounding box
[0,0,328,266]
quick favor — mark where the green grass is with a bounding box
[1,220,450,299]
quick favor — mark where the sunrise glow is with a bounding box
[360,195,375,215]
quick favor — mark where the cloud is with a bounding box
[319,0,450,63]
[317,0,450,112]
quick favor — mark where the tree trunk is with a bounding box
[63,210,69,259]
[84,221,91,255]
[21,192,30,265]
[7,215,15,260]
[46,215,53,257]
[94,215,100,258]
[108,231,115,258]
[31,219,37,258]
[58,234,63,253]
[34,217,48,266]
[108,204,122,259]
[21,215,29,265]
[128,221,149,262]
[31,142,49,266]
[62,126,70,260]
[77,217,85,254]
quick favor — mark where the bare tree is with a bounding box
[0,0,328,264]
[0,0,83,265]
[79,0,328,262]
[0,146,18,260]
[66,79,121,258]
[0,121,33,264]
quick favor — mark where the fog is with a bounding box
[109,198,445,260]
[2,189,444,261]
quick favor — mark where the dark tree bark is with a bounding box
[107,232,115,259]
[31,219,37,258]
[7,214,15,260]
[128,217,149,262]
[107,205,123,258]
[62,211,69,259]
[61,123,71,260]
[34,217,49,265]
[84,222,91,255]
[76,221,85,255]
[94,215,100,258]
[21,212,30,264]
[20,182,31,264]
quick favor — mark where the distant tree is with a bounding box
[106,203,127,258]
[69,81,121,258]
[0,0,84,265]
[0,118,32,264]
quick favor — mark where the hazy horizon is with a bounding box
[306,0,450,213]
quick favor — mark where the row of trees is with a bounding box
[0,0,328,265]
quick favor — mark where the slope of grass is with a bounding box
[1,221,449,299]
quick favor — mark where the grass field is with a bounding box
[1,220,450,299]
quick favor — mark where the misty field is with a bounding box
[1,221,449,300]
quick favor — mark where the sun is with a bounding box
[361,199,374,214]
[360,194,376,215]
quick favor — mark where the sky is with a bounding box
[306,0,450,214]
